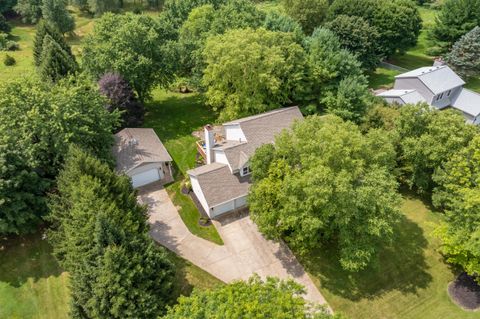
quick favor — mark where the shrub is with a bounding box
[5,40,18,51]
[3,53,15,65]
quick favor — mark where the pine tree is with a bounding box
[445,26,480,79]
[34,20,73,66]
[0,13,11,33]
[39,34,77,82]
[41,0,75,34]
[48,146,175,318]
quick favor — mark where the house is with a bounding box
[187,107,304,219]
[113,128,173,188]
[377,65,480,124]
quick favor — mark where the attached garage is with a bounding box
[113,128,173,188]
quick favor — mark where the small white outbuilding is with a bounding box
[113,128,173,188]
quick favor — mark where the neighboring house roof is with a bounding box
[113,128,172,173]
[451,88,480,117]
[187,163,251,208]
[395,66,465,94]
[217,106,303,171]
[377,89,426,104]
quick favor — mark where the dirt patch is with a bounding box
[448,272,480,311]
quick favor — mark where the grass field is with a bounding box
[300,194,478,319]
[143,89,224,244]
[0,230,222,319]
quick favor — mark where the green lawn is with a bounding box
[143,89,223,244]
[299,194,478,319]
[368,67,401,90]
[0,231,222,319]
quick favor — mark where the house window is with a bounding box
[447,90,451,96]
[438,93,444,100]
[241,166,251,176]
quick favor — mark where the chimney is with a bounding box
[204,125,215,164]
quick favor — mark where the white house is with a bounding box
[113,128,173,188]
[377,65,480,124]
[187,107,304,219]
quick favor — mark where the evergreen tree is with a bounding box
[39,34,77,82]
[87,0,121,16]
[445,26,480,79]
[0,13,11,33]
[14,0,43,24]
[34,19,73,66]
[72,0,90,12]
[48,146,175,318]
[41,0,75,34]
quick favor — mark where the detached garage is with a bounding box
[113,128,173,188]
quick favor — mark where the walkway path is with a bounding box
[138,184,330,309]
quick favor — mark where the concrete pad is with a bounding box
[140,184,331,311]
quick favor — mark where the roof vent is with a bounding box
[129,138,139,146]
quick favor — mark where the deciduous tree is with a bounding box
[202,27,306,121]
[249,115,400,271]
[41,0,75,34]
[14,0,42,24]
[82,13,174,100]
[282,0,329,34]
[163,275,341,319]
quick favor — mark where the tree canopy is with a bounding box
[282,0,329,34]
[48,146,174,318]
[394,104,478,194]
[445,26,480,79]
[38,34,77,82]
[431,0,480,53]
[82,13,174,100]
[14,0,43,24]
[249,115,401,271]
[41,0,75,34]
[432,136,480,281]
[0,76,119,235]
[328,0,421,57]
[202,27,306,121]
[163,275,341,319]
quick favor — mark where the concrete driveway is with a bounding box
[138,183,329,308]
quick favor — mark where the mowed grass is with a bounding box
[0,231,223,319]
[300,194,479,319]
[144,89,223,244]
[368,67,401,90]
[0,231,70,319]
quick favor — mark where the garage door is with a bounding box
[131,169,161,188]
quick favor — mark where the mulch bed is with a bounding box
[447,272,480,311]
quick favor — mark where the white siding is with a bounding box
[384,97,405,105]
[190,176,210,214]
[211,201,235,218]
[394,78,434,103]
[213,150,229,166]
[224,124,247,142]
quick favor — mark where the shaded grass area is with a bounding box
[144,89,223,244]
[0,231,70,319]
[368,68,401,90]
[0,231,222,319]
[300,195,479,319]
[166,181,224,245]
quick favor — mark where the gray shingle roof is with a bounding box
[396,66,465,94]
[377,89,426,104]
[187,163,251,208]
[113,128,172,173]
[451,88,480,117]
[218,106,303,171]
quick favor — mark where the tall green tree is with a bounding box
[431,0,480,53]
[0,0,17,14]
[87,0,121,16]
[0,13,11,33]
[82,13,174,100]
[48,146,175,318]
[161,0,227,31]
[432,136,480,281]
[328,0,421,57]
[33,19,73,66]
[202,27,306,121]
[163,275,341,319]
[38,34,77,82]
[41,0,75,34]
[394,104,478,193]
[0,76,119,235]
[324,15,381,70]
[249,115,400,271]
[282,0,329,34]
[445,26,480,79]
[14,0,42,24]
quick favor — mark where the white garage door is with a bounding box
[131,169,161,188]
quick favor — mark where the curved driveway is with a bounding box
[138,184,330,309]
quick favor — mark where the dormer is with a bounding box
[223,123,247,142]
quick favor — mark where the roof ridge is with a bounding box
[187,163,228,176]
[223,106,298,125]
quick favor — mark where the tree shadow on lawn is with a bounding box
[301,214,432,302]
[144,92,218,142]
[0,230,63,288]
